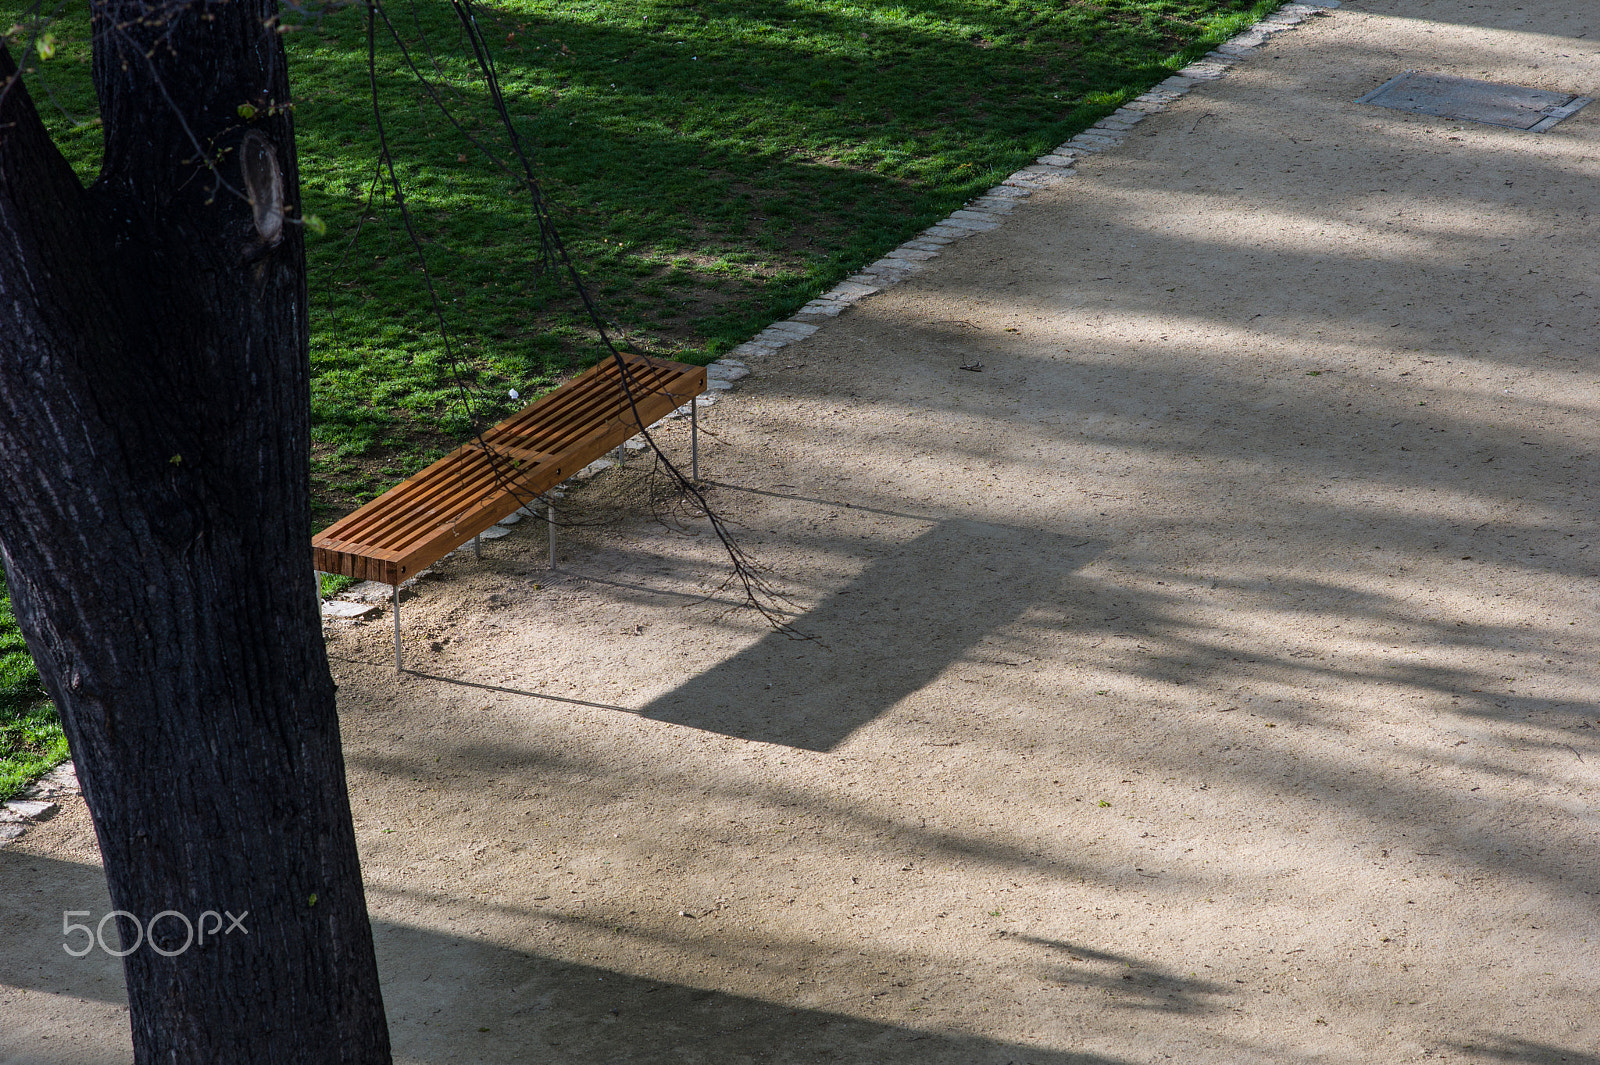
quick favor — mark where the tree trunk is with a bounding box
[0,2,390,1060]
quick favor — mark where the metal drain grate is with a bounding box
[1357,71,1593,132]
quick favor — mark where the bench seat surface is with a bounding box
[313,354,705,585]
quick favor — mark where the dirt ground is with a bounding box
[5,1,1600,1061]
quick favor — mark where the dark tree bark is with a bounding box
[0,2,390,1060]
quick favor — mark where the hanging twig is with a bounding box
[357,0,805,636]
[445,0,806,635]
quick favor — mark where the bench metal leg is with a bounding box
[472,533,481,559]
[547,500,556,570]
[392,584,403,674]
[691,397,699,482]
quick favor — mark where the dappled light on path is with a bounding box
[313,1,1600,1058]
[7,0,1600,1062]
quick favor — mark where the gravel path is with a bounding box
[5,2,1599,1062]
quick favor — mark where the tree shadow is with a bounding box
[8,847,1593,1065]
[1014,935,1228,1016]
[345,733,1166,892]
[372,916,1132,1065]
[1442,1036,1600,1065]
[0,852,1153,1065]
[1349,3,1594,38]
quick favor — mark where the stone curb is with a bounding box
[711,0,1339,359]
[314,0,1341,624]
[0,761,79,848]
[542,3,1345,478]
[107,6,1347,815]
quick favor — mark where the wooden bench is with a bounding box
[314,352,706,668]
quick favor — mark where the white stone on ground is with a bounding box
[26,762,77,798]
[571,457,616,479]
[3,800,56,820]
[322,600,382,620]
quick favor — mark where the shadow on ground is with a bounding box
[0,851,1133,1065]
[633,519,1103,750]
[374,917,1127,1065]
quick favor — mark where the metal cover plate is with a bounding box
[1357,70,1593,132]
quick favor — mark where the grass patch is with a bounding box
[0,573,68,803]
[320,573,359,599]
[0,0,1275,793]
[8,0,1277,517]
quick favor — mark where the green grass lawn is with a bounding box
[0,575,68,802]
[0,0,1275,791]
[9,0,1275,512]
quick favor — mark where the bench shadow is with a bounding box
[633,519,1104,752]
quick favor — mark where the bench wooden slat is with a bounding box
[313,354,705,585]
[495,365,688,447]
[325,453,547,558]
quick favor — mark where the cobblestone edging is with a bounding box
[319,0,1338,620]
[23,7,1348,840]
[705,0,1341,372]
[16,9,1339,833]
[0,761,79,848]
